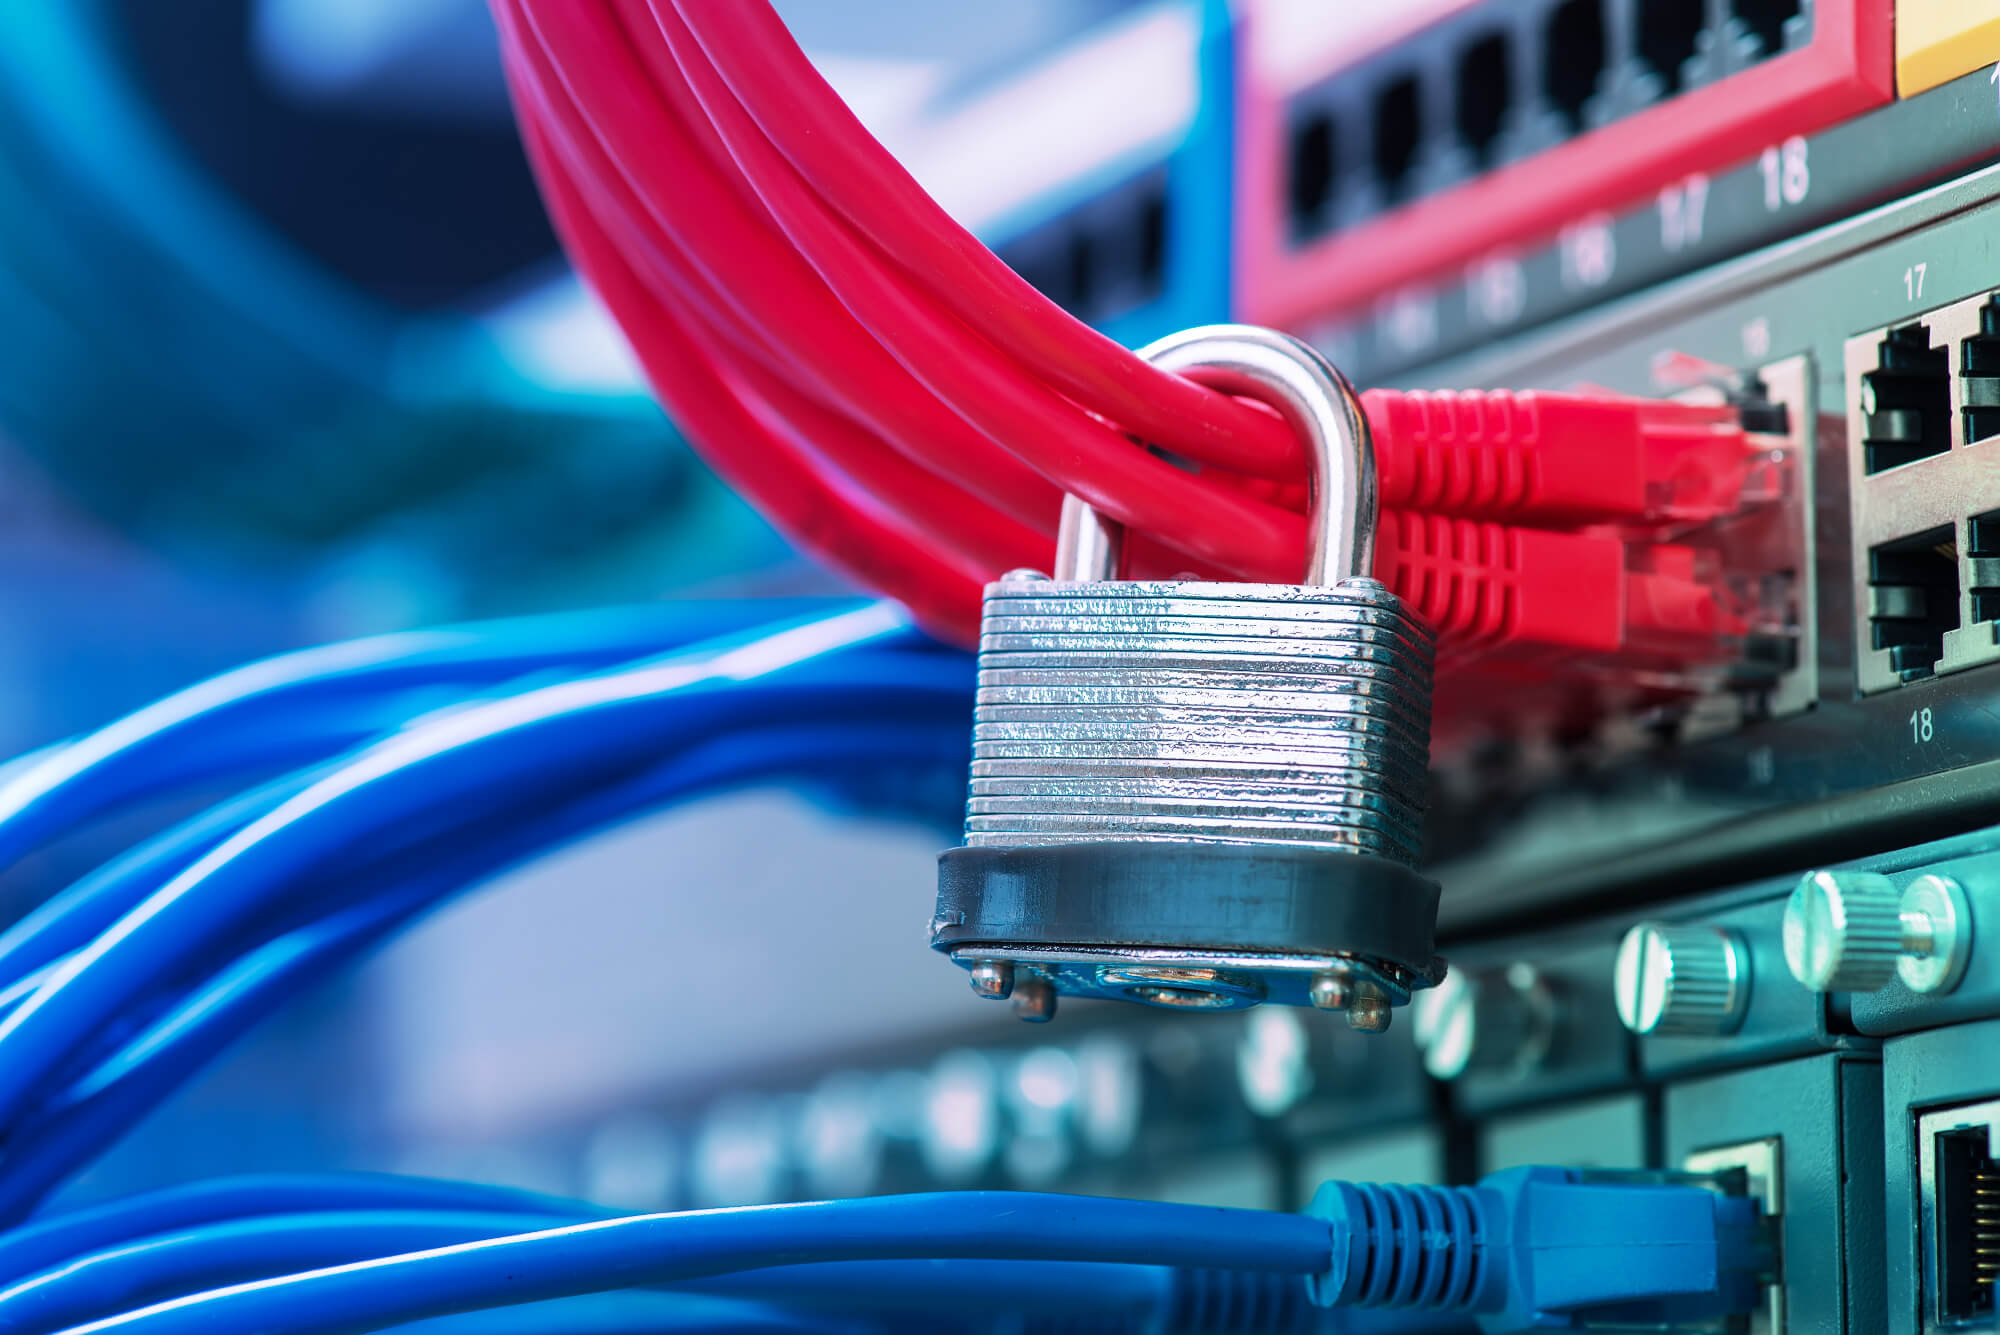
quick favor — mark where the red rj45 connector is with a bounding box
[1365,388,1768,531]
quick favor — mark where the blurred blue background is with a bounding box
[0,0,1263,1216]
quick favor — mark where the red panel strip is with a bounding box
[1237,0,1894,328]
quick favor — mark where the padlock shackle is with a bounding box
[1053,325,1379,585]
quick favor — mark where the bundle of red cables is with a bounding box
[491,0,1316,644]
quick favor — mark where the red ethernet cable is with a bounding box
[496,0,1785,680]
[500,0,1059,540]
[664,0,1308,480]
[507,0,1311,583]
[521,118,987,629]
[641,0,1315,578]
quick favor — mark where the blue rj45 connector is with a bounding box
[1308,1165,1773,1331]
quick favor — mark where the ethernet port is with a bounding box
[1967,511,2000,624]
[1920,1102,2000,1327]
[1731,0,1803,59]
[1636,0,1706,96]
[1064,230,1097,318]
[1870,528,1961,683]
[1959,298,2000,444]
[1286,104,1339,239]
[1861,324,1952,473]
[1370,75,1422,204]
[1454,31,1512,168]
[1082,177,1167,318]
[1136,189,1167,299]
[1542,0,1606,134]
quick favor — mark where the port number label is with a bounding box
[1377,287,1439,356]
[1758,137,1810,211]
[1658,173,1709,252]
[1742,317,1772,360]
[1912,706,1935,744]
[1466,254,1526,326]
[1905,262,1928,302]
[1558,214,1616,291]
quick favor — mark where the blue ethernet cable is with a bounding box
[0,1176,607,1287]
[6,1224,1308,1335]
[685,1261,1479,1333]
[0,1199,1477,1335]
[0,1210,581,1332]
[0,770,327,989]
[34,1168,1769,1335]
[42,1193,1334,1335]
[378,1294,851,1334]
[0,607,966,1133]
[0,1219,1206,1332]
[0,1211,575,1333]
[0,599,860,870]
[0,718,970,1219]
[0,659,967,1071]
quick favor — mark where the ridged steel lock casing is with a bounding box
[964,572,1435,866]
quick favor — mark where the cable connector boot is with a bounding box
[1306,1165,1775,1332]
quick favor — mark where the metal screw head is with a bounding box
[1307,973,1354,1012]
[1899,873,1973,995]
[1613,922,1748,1036]
[967,960,1015,1001]
[1411,970,1475,1078]
[1409,964,1555,1080]
[1783,870,1902,992]
[1011,978,1057,1023]
[1345,985,1392,1033]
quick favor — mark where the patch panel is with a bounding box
[1847,290,2000,692]
[1240,0,1891,335]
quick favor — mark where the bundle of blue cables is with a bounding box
[0,599,1481,1335]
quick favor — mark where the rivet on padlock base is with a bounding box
[931,324,1444,1030]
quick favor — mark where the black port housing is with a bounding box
[994,171,1167,324]
[1870,528,1961,683]
[1731,0,1803,58]
[1370,74,1422,203]
[1960,299,2000,444]
[1454,31,1511,167]
[1542,0,1605,134]
[1636,0,1706,95]
[1967,511,2000,625]
[1063,232,1097,315]
[1933,1124,2000,1325]
[1287,106,1338,238]
[1862,324,1953,473]
[1733,374,1791,436]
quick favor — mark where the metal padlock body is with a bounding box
[934,325,1444,1023]
[969,576,1434,862]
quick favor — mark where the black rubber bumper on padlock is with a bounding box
[932,842,1444,982]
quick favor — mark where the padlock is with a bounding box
[932,325,1443,1031]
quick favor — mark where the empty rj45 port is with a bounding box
[1959,298,2000,444]
[1730,0,1803,59]
[1454,30,1511,168]
[1921,1102,2000,1327]
[1542,0,1606,135]
[1636,0,1705,96]
[1869,528,1961,683]
[1370,74,1422,204]
[1288,107,1339,239]
[1861,324,1952,473]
